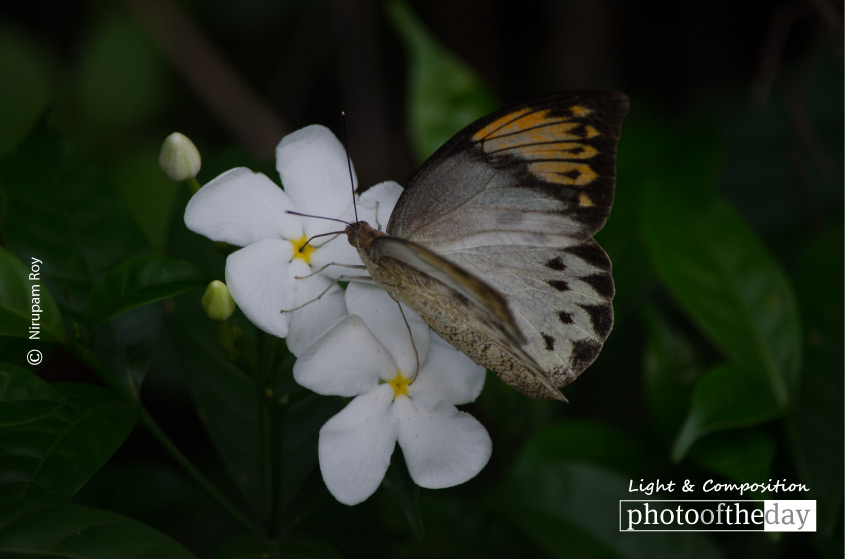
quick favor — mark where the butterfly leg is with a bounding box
[280,278,344,313]
[294,262,367,279]
[281,272,375,313]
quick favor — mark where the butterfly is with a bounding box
[346,91,629,401]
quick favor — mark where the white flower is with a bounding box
[293,282,491,505]
[184,125,402,355]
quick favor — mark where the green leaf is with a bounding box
[491,462,724,559]
[0,123,151,320]
[671,364,781,460]
[516,420,648,475]
[641,177,802,408]
[0,364,137,503]
[85,255,206,328]
[87,305,163,401]
[0,24,52,157]
[642,306,702,441]
[0,247,65,342]
[386,0,497,162]
[382,449,425,541]
[0,501,193,558]
[688,429,775,486]
[167,307,263,512]
[0,362,63,427]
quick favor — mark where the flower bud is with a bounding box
[202,280,236,321]
[159,132,201,181]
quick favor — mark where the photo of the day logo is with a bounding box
[621,500,816,532]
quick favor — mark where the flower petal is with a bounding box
[318,386,398,505]
[185,167,302,246]
[307,230,365,281]
[224,239,296,338]
[357,180,404,232]
[394,398,492,489]
[293,315,395,396]
[286,271,348,357]
[345,283,430,377]
[410,334,487,406]
[276,125,358,220]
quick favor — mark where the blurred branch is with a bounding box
[749,1,806,106]
[808,0,844,32]
[123,0,286,160]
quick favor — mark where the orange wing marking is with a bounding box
[569,105,593,118]
[490,142,598,161]
[528,161,598,186]
[482,122,583,151]
[472,108,533,141]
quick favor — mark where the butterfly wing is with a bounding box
[387,91,628,398]
[367,235,568,401]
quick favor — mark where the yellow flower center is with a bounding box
[290,235,315,264]
[388,370,411,399]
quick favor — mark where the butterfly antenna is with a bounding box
[340,111,359,224]
[286,210,349,226]
[396,303,421,381]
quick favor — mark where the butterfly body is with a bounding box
[349,92,628,400]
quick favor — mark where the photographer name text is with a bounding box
[29,257,42,340]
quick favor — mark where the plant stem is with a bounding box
[140,407,260,536]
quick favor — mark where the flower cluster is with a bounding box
[183,125,490,505]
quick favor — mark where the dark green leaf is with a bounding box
[167,308,263,513]
[0,501,194,559]
[0,364,137,503]
[85,254,206,328]
[688,429,775,486]
[642,306,702,441]
[267,348,343,512]
[516,420,648,475]
[87,304,163,401]
[386,0,497,162]
[0,123,150,321]
[672,364,781,461]
[641,178,802,408]
[0,25,51,157]
[0,247,65,342]
[276,392,341,511]
[382,449,425,541]
[492,462,724,559]
[0,362,64,426]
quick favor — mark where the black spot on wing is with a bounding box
[558,311,574,324]
[570,338,603,372]
[542,334,555,351]
[581,273,615,299]
[545,256,566,271]
[581,303,613,339]
[547,279,569,291]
